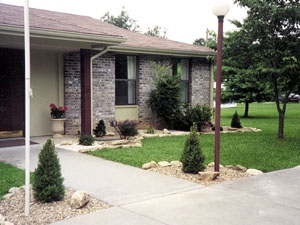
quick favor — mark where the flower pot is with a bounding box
[50,118,66,138]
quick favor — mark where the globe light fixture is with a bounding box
[212,0,230,172]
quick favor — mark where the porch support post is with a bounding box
[80,49,92,135]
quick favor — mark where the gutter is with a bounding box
[90,46,111,133]
[0,25,126,45]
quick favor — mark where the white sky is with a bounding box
[0,0,247,44]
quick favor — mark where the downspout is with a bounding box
[90,46,110,134]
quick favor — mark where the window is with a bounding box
[173,59,189,103]
[115,55,137,105]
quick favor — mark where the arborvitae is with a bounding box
[180,123,205,174]
[231,110,243,128]
[93,120,106,137]
[33,139,65,202]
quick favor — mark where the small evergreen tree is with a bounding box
[180,123,205,174]
[33,139,65,202]
[93,120,106,137]
[231,110,243,128]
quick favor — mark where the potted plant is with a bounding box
[50,103,68,138]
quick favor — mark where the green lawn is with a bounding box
[0,163,34,198]
[88,103,300,172]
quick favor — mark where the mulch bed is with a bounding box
[0,139,37,148]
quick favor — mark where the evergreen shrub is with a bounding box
[33,139,65,202]
[231,110,243,128]
[79,135,95,146]
[180,123,206,174]
[93,120,106,137]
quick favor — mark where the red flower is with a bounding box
[58,106,64,111]
[64,106,68,111]
[50,103,55,109]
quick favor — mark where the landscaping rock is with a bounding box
[199,171,220,181]
[60,140,73,145]
[170,161,182,167]
[70,191,90,209]
[246,168,263,176]
[162,128,171,134]
[225,165,247,172]
[111,140,129,146]
[158,161,171,167]
[150,161,158,168]
[106,132,115,136]
[142,163,152,170]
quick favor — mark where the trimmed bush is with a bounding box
[79,135,95,146]
[180,123,206,174]
[231,110,243,128]
[33,139,65,202]
[93,120,106,137]
[174,104,212,131]
[117,120,138,139]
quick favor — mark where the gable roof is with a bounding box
[0,3,216,57]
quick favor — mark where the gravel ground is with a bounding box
[150,163,250,186]
[0,188,110,225]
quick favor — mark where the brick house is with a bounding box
[0,3,216,137]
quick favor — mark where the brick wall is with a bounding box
[64,52,81,135]
[92,53,115,131]
[64,51,211,134]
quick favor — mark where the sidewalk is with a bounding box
[1,141,299,225]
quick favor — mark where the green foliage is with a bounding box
[79,135,95,146]
[101,6,140,32]
[93,120,106,137]
[174,104,212,131]
[147,62,181,128]
[193,29,217,51]
[231,111,243,128]
[33,139,65,202]
[145,25,167,38]
[180,123,206,174]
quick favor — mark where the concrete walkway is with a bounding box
[0,142,299,225]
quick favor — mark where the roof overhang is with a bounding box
[109,45,217,58]
[0,24,126,52]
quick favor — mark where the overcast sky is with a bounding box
[0,0,247,44]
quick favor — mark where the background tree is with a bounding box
[193,29,217,50]
[145,25,167,38]
[222,21,273,117]
[234,0,300,139]
[101,6,140,32]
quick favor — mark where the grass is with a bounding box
[0,163,34,198]
[88,103,300,172]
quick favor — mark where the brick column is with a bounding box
[80,49,91,135]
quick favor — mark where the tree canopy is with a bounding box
[101,6,140,32]
[145,25,167,38]
[233,0,300,138]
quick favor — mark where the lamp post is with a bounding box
[212,0,230,172]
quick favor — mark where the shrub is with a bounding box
[231,110,243,128]
[115,120,138,139]
[147,62,181,128]
[180,123,206,174]
[79,135,95,146]
[33,139,65,202]
[174,104,212,132]
[93,120,106,137]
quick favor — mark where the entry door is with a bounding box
[0,48,25,138]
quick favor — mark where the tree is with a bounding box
[147,62,181,129]
[33,139,65,202]
[193,29,217,50]
[145,25,167,38]
[222,21,273,117]
[234,0,300,139]
[181,123,205,174]
[101,6,140,32]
